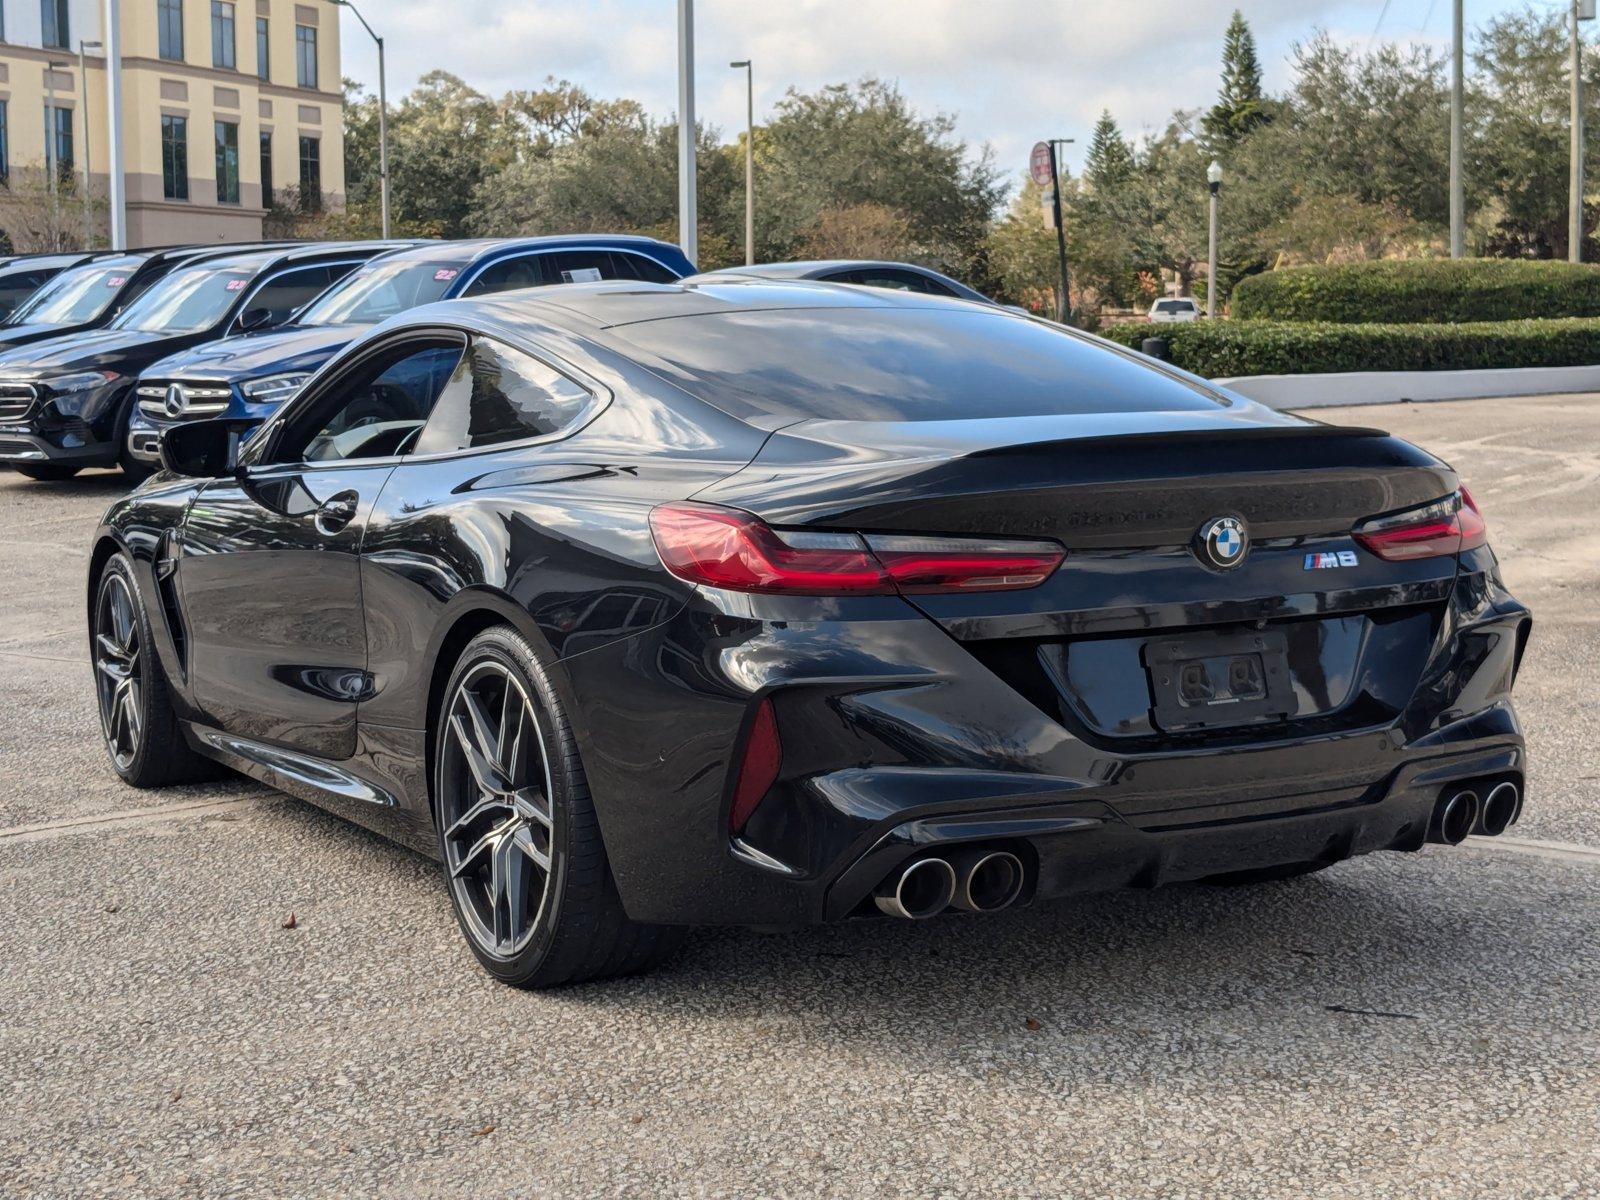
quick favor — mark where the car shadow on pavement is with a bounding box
[255,786,1578,1089]
[3,469,132,501]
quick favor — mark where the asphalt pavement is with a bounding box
[0,393,1595,1198]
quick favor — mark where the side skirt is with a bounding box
[182,721,437,856]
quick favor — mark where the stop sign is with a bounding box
[1030,141,1055,187]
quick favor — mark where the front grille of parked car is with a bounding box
[0,383,38,422]
[137,380,233,420]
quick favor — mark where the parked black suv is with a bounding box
[0,241,405,481]
[0,245,284,354]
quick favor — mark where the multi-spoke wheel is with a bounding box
[94,571,144,771]
[433,626,684,988]
[439,660,555,957]
[90,553,219,788]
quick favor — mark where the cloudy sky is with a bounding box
[341,0,1545,183]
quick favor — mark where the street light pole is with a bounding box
[730,60,754,265]
[1207,160,1223,320]
[104,0,126,249]
[1048,137,1074,326]
[677,0,697,263]
[1450,0,1464,258]
[336,0,389,237]
[79,40,102,249]
[1571,0,1593,263]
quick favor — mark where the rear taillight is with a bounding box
[648,502,1064,596]
[1352,488,1488,561]
[730,697,781,833]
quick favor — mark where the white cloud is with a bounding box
[341,0,1502,190]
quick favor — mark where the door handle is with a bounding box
[313,490,359,536]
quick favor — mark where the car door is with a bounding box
[177,333,467,760]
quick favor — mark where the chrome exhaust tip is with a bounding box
[1429,789,1479,846]
[1478,781,1520,837]
[873,856,957,920]
[950,849,1026,913]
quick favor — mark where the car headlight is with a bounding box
[240,373,310,405]
[42,370,120,395]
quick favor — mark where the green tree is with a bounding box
[1084,111,1135,193]
[1203,11,1270,148]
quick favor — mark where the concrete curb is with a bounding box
[1216,365,1600,409]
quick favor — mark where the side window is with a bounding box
[241,264,337,327]
[460,256,545,298]
[275,340,465,464]
[608,252,679,283]
[411,337,599,456]
[851,268,940,294]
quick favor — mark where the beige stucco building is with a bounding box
[0,0,344,246]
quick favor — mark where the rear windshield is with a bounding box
[1154,299,1194,313]
[8,260,140,326]
[296,257,469,326]
[614,308,1223,423]
[111,265,256,333]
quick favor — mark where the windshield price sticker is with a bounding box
[434,268,460,281]
[225,279,248,291]
[106,276,127,288]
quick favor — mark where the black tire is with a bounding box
[91,553,221,788]
[1201,860,1336,887]
[119,453,155,484]
[13,464,80,481]
[433,625,683,988]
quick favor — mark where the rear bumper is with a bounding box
[565,559,1532,928]
[821,720,1522,920]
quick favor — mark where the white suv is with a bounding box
[1148,297,1201,323]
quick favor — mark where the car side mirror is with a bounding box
[237,307,276,332]
[159,419,245,479]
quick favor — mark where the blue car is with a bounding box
[125,236,694,465]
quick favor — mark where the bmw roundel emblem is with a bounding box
[1197,515,1249,569]
[163,382,188,419]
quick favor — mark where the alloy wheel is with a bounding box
[94,573,144,771]
[438,660,556,957]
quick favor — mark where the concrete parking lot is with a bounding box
[1,394,1596,1198]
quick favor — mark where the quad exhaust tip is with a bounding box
[1429,789,1480,846]
[950,849,1026,914]
[874,856,958,920]
[1477,781,1520,838]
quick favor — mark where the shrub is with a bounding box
[1103,317,1600,377]
[1230,259,1600,324]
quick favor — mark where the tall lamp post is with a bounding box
[79,40,103,249]
[677,0,697,263]
[103,0,125,249]
[1450,0,1464,257]
[730,60,754,265]
[1048,137,1074,325]
[334,0,389,237]
[1570,0,1594,263]
[1207,160,1223,320]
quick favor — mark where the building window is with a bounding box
[215,120,240,204]
[45,105,73,178]
[258,130,272,206]
[0,102,9,186]
[161,115,188,200]
[41,0,69,49]
[297,135,320,210]
[212,2,236,69]
[158,0,184,61]
[255,17,269,81]
[295,24,317,88]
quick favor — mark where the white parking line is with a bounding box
[0,797,262,845]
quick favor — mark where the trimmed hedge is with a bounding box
[1105,316,1600,378]
[1230,259,1600,324]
